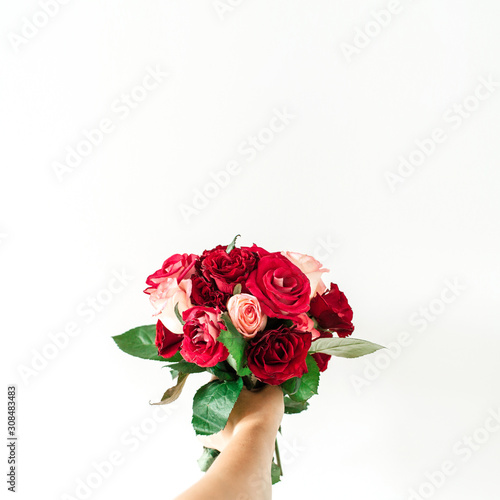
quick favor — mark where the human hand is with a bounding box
[199,384,284,452]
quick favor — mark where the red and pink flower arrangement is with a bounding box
[113,236,382,482]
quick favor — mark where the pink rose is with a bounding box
[227,293,267,338]
[146,277,192,334]
[292,313,321,340]
[145,253,198,290]
[282,251,328,298]
[181,307,229,367]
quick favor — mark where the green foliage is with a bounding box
[112,325,181,362]
[281,355,320,404]
[284,397,309,414]
[289,355,320,402]
[174,303,185,325]
[309,337,384,358]
[207,362,238,381]
[281,376,301,396]
[226,234,241,253]
[165,361,206,374]
[192,378,244,436]
[150,373,190,405]
[197,447,220,472]
[271,461,282,484]
[219,314,251,377]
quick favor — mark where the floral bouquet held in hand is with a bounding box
[113,236,383,483]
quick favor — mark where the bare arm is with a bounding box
[174,385,284,500]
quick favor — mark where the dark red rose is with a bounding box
[242,244,270,259]
[180,306,229,367]
[309,283,354,337]
[311,331,333,372]
[246,326,312,385]
[145,253,198,292]
[246,253,311,318]
[190,275,230,310]
[155,320,183,359]
[196,245,258,294]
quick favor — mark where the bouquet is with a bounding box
[113,236,382,483]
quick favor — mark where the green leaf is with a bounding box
[233,283,242,295]
[289,355,320,402]
[207,362,238,381]
[197,447,220,472]
[281,376,300,396]
[112,325,181,362]
[284,396,309,414]
[309,337,384,358]
[174,303,185,326]
[150,372,189,405]
[271,461,282,484]
[226,354,252,377]
[242,374,264,391]
[226,234,241,253]
[192,378,244,436]
[219,314,251,377]
[165,361,206,374]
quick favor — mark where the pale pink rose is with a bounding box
[148,277,192,334]
[282,251,329,299]
[293,313,321,340]
[227,293,267,338]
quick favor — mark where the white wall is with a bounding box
[1,1,499,499]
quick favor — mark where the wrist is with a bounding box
[233,419,279,444]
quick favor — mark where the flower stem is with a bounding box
[274,437,283,477]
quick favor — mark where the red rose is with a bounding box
[180,307,229,367]
[246,253,311,318]
[309,283,354,337]
[155,320,183,359]
[145,253,198,291]
[242,244,270,259]
[311,331,333,372]
[196,245,258,294]
[246,326,312,385]
[190,275,230,310]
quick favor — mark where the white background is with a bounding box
[1,1,500,499]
